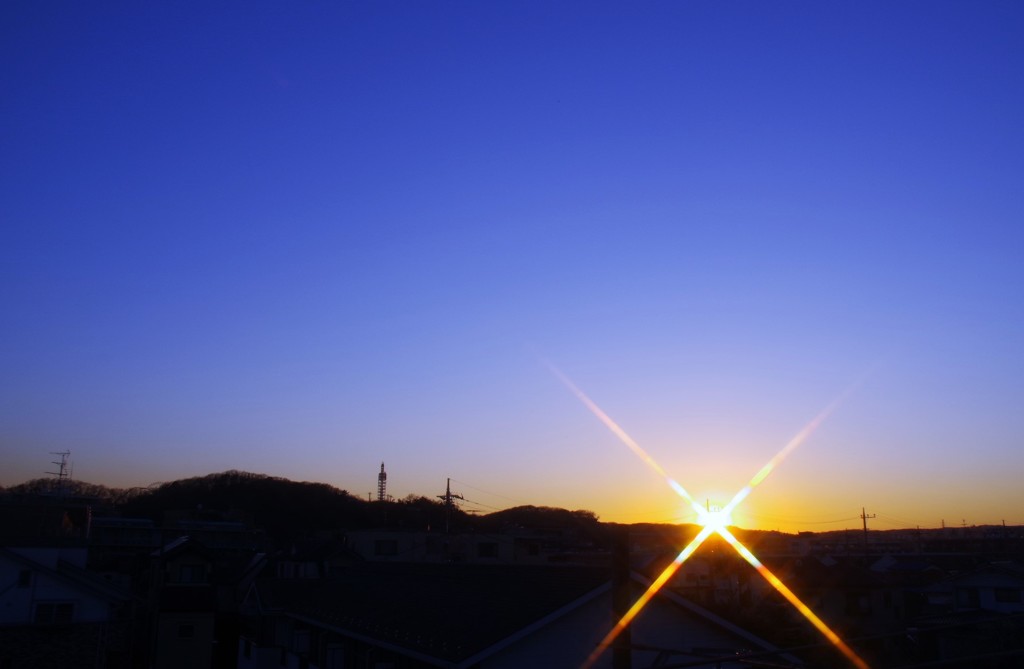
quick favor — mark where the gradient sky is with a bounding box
[3,2,1023,532]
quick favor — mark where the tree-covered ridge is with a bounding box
[476,505,601,531]
[3,470,603,546]
[118,470,373,538]
[3,477,140,505]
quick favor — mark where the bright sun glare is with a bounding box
[697,508,732,533]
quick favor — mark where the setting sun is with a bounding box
[696,507,733,533]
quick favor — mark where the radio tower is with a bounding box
[377,462,387,502]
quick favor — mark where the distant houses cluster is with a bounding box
[1,476,1023,668]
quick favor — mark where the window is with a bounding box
[477,542,498,558]
[374,539,398,557]
[179,563,207,583]
[34,602,74,624]
[995,587,1022,603]
[958,587,980,608]
[54,603,73,624]
[326,645,345,669]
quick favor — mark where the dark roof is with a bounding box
[151,535,195,557]
[255,562,609,663]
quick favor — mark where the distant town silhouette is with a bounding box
[2,469,1023,668]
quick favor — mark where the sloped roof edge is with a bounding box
[454,581,612,668]
[456,570,797,668]
[647,574,802,666]
[287,612,451,668]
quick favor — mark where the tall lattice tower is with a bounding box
[377,462,387,502]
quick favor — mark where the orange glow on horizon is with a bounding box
[553,365,870,669]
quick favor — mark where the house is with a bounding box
[0,545,135,668]
[945,561,1024,614]
[238,561,801,668]
[345,527,603,566]
[346,529,519,564]
[892,562,1024,666]
[148,536,219,669]
[147,535,257,669]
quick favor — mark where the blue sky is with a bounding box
[3,2,1023,530]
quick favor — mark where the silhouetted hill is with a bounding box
[4,471,602,546]
[475,505,607,543]
[118,470,374,540]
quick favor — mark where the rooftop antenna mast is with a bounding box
[46,450,72,497]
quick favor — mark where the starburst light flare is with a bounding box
[551,366,871,669]
[723,374,869,518]
[546,362,697,506]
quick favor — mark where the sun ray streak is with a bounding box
[546,362,697,506]
[716,526,870,669]
[581,524,716,669]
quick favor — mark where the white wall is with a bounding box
[0,550,110,625]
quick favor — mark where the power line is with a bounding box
[459,497,506,512]
[745,513,861,526]
[448,477,531,506]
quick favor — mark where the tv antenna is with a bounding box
[46,450,72,496]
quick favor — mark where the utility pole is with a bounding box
[860,507,875,557]
[437,478,464,534]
